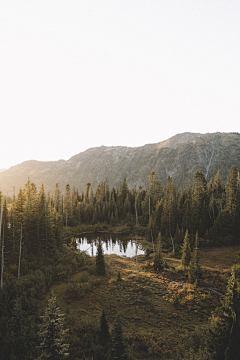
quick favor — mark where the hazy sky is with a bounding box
[1,1,239,169]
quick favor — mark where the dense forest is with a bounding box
[0,166,240,359]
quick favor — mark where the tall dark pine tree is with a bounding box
[37,296,69,360]
[181,230,191,270]
[38,183,48,254]
[23,179,38,254]
[147,168,163,216]
[96,240,106,276]
[210,170,224,221]
[54,183,62,213]
[160,176,177,239]
[10,297,26,360]
[188,231,202,284]
[191,170,209,236]
[191,268,240,360]
[153,232,164,272]
[64,184,72,228]
[225,166,238,213]
[111,313,127,360]
[99,309,110,344]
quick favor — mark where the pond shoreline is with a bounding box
[76,233,146,258]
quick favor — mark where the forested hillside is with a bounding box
[0,165,240,359]
[0,132,240,195]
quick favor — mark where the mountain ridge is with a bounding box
[0,132,240,195]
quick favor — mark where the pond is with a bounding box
[76,234,145,258]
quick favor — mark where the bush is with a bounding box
[173,294,180,306]
[117,271,122,282]
[79,271,89,283]
[145,247,151,258]
[93,223,105,232]
[89,279,101,287]
[88,264,97,275]
[119,225,131,235]
[233,251,240,264]
[65,284,85,300]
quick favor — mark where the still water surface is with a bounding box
[76,235,145,258]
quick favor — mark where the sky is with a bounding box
[1,0,240,169]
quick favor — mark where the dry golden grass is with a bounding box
[39,244,240,359]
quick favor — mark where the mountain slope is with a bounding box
[0,132,240,195]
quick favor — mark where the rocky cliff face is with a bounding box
[0,132,240,195]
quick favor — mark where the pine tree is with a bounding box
[181,230,191,270]
[99,309,110,344]
[10,297,26,359]
[189,268,240,360]
[121,178,128,206]
[23,179,39,254]
[54,183,62,213]
[160,176,177,239]
[210,170,224,221]
[225,166,238,213]
[38,183,48,253]
[153,232,165,272]
[96,240,106,276]
[111,313,127,360]
[37,296,69,360]
[189,231,202,284]
[64,184,72,228]
[147,168,163,215]
[191,170,209,236]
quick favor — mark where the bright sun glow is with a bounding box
[1,1,239,169]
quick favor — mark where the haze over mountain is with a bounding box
[0,132,239,196]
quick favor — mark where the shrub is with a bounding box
[89,279,101,287]
[65,284,85,300]
[145,247,151,258]
[79,271,89,283]
[117,271,122,282]
[173,294,180,306]
[233,251,240,264]
[88,264,96,275]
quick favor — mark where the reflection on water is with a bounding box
[76,235,145,258]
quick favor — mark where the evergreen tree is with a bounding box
[99,309,110,344]
[189,268,240,360]
[111,313,127,360]
[54,183,62,213]
[191,170,209,236]
[189,231,202,284]
[147,168,163,216]
[121,178,128,206]
[96,240,106,276]
[161,176,178,238]
[209,170,224,222]
[38,183,48,253]
[10,297,27,359]
[15,187,25,229]
[225,166,238,213]
[181,230,191,270]
[9,190,18,262]
[64,184,72,228]
[37,296,69,360]
[153,232,165,272]
[183,347,212,359]
[23,179,39,254]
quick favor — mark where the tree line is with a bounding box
[0,166,239,282]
